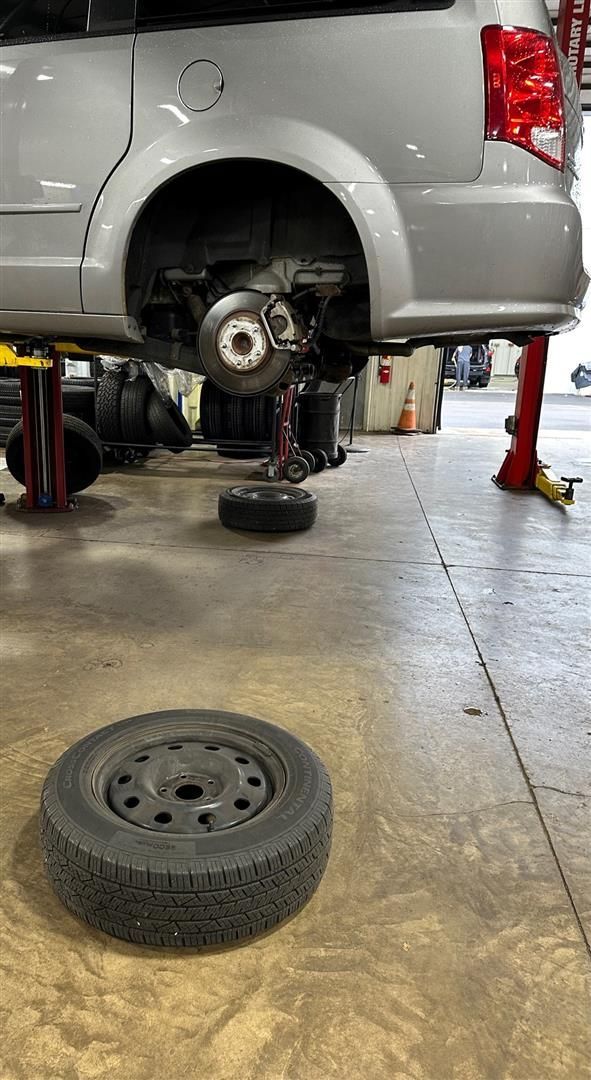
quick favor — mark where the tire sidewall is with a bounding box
[147,393,192,448]
[44,710,326,864]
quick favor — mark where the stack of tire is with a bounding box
[1,376,102,494]
[0,377,95,448]
[200,380,274,456]
[4,415,104,496]
[96,371,192,455]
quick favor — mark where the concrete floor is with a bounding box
[1,410,590,1079]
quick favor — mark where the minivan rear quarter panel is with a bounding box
[82,0,498,317]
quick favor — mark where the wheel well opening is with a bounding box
[125,159,370,346]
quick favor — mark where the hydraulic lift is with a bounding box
[493,0,590,506]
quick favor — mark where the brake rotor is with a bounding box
[198,290,293,396]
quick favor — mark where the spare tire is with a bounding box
[40,709,332,948]
[147,391,192,450]
[219,485,317,532]
[5,414,102,493]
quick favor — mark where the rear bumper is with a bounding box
[328,143,589,343]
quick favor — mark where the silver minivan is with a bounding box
[0,0,587,394]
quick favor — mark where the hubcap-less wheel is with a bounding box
[41,710,332,947]
[108,738,274,833]
[218,485,318,532]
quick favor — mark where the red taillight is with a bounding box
[482,26,565,170]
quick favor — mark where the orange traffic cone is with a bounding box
[393,381,419,435]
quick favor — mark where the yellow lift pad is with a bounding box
[0,342,95,368]
[0,344,52,368]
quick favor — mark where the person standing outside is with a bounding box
[453,344,472,390]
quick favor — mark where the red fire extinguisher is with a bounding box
[378,356,392,385]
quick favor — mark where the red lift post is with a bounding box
[16,347,73,512]
[494,0,590,497]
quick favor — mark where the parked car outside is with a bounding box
[0,0,588,395]
[445,346,493,388]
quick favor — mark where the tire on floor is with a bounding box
[218,486,318,532]
[41,709,332,947]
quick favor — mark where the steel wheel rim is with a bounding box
[231,486,302,503]
[101,735,282,834]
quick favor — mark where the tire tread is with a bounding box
[96,370,125,443]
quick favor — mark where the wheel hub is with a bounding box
[198,290,294,395]
[216,313,269,372]
[107,739,271,833]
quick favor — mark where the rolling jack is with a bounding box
[535,467,583,507]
